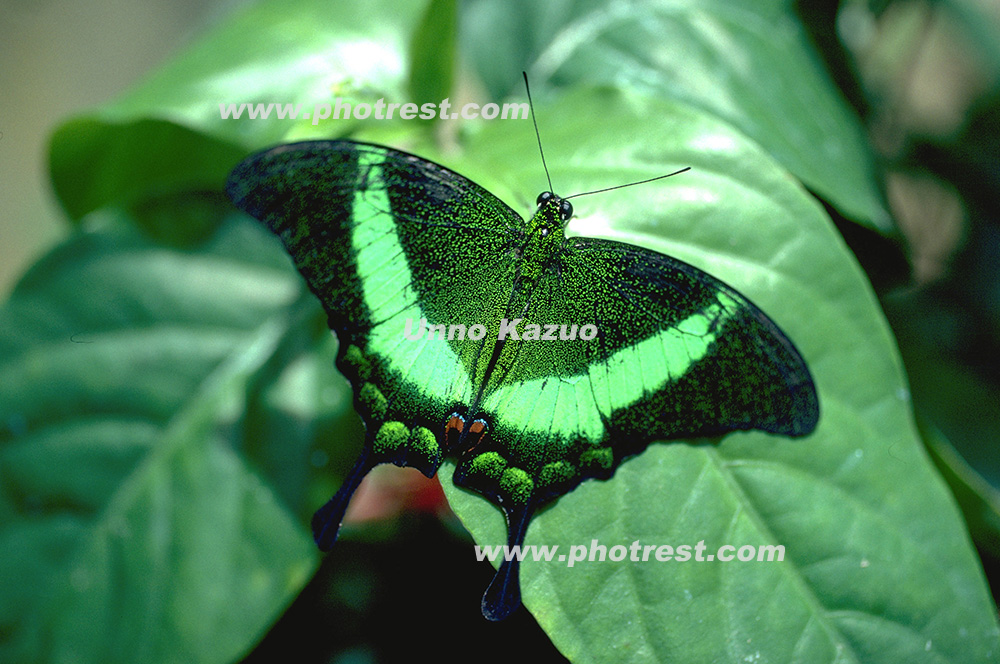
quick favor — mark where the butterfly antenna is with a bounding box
[565,167,691,200]
[523,71,555,195]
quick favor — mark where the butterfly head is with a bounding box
[520,192,571,275]
[535,191,573,228]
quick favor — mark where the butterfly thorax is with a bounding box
[515,192,572,289]
[461,193,574,401]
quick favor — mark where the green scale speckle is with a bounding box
[467,451,507,480]
[341,344,371,381]
[358,382,387,422]
[408,426,439,460]
[373,421,409,455]
[499,467,534,505]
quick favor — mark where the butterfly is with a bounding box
[225,133,819,621]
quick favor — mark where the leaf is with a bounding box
[409,0,458,107]
[434,87,1000,663]
[48,0,438,222]
[460,0,891,231]
[940,0,1000,76]
[886,291,1000,561]
[919,418,1000,562]
[0,216,346,664]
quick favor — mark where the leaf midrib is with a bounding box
[35,315,292,642]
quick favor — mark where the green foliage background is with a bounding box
[2,0,1000,662]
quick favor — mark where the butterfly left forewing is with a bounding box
[227,140,523,546]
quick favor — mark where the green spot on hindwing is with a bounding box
[580,447,614,474]
[342,344,371,381]
[374,421,409,456]
[537,460,577,491]
[359,382,387,421]
[499,467,534,505]
[408,426,442,470]
[468,451,508,481]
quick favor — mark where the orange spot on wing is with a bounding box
[445,413,465,452]
[446,413,465,434]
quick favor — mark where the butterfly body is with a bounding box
[226,139,818,620]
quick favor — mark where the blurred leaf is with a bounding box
[0,216,334,664]
[433,87,999,663]
[885,290,1000,489]
[884,288,1000,565]
[460,0,891,231]
[49,0,437,222]
[49,118,245,225]
[409,0,458,106]
[919,418,1000,561]
[940,0,1000,76]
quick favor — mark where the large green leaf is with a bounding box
[435,88,999,663]
[48,0,442,222]
[460,0,891,231]
[0,217,341,664]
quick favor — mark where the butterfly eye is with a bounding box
[559,199,573,220]
[536,191,552,206]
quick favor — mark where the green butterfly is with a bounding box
[226,137,818,621]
